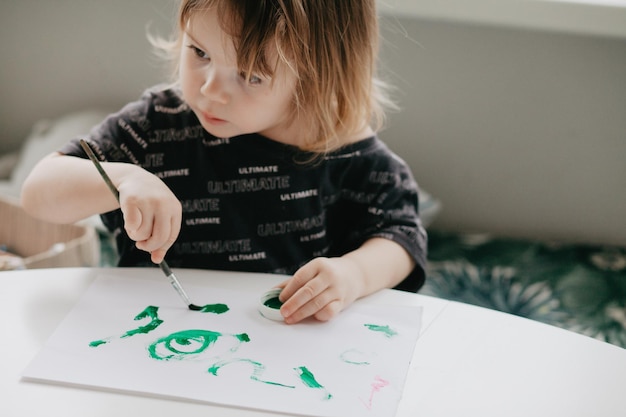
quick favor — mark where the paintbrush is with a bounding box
[79,139,202,311]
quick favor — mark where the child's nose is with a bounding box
[200,69,228,103]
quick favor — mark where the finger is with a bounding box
[168,209,182,249]
[138,211,172,253]
[150,248,167,264]
[122,205,144,240]
[275,278,294,301]
[150,215,180,264]
[130,213,158,245]
[283,290,334,324]
[280,277,328,320]
[279,260,321,302]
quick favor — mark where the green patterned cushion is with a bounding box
[423,231,626,348]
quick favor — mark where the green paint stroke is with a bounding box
[364,323,398,338]
[89,339,109,348]
[339,348,371,365]
[199,303,230,314]
[148,330,250,361]
[235,333,251,343]
[121,305,164,338]
[294,366,332,400]
[89,305,163,348]
[209,358,295,388]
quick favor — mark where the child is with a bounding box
[21,0,427,324]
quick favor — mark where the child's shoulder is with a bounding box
[118,84,195,127]
[140,84,187,110]
[328,135,402,164]
[322,135,413,179]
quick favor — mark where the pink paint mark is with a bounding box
[360,375,390,410]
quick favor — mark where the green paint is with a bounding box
[340,348,370,365]
[236,333,250,342]
[121,306,164,338]
[148,330,250,361]
[89,339,109,348]
[263,296,283,310]
[294,366,332,400]
[89,306,163,348]
[295,366,323,388]
[199,303,230,314]
[208,358,295,388]
[364,323,397,338]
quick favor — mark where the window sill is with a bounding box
[377,0,626,39]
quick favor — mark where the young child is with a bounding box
[21,0,427,324]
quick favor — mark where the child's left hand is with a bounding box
[275,238,415,324]
[276,257,364,324]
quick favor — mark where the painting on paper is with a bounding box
[22,275,422,417]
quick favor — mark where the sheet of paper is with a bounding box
[22,274,422,417]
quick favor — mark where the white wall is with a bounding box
[1,1,625,245]
[377,16,626,246]
[0,0,175,153]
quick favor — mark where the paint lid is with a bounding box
[258,288,284,321]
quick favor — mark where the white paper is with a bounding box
[23,274,422,417]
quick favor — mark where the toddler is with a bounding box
[21,0,427,324]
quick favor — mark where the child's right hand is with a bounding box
[116,167,182,264]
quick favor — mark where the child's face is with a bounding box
[179,8,298,143]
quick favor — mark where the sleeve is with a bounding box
[58,92,154,165]
[371,163,427,292]
[331,146,428,292]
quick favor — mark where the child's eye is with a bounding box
[240,71,263,86]
[187,45,209,60]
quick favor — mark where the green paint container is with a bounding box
[258,288,284,321]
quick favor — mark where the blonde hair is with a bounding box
[152,0,394,154]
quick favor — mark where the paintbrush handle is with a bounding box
[79,139,193,308]
[79,140,120,201]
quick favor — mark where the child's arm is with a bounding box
[277,237,415,324]
[22,153,124,222]
[21,152,181,263]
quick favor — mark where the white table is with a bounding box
[2,267,624,416]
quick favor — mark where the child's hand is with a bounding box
[276,238,415,324]
[116,167,182,264]
[277,257,364,324]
